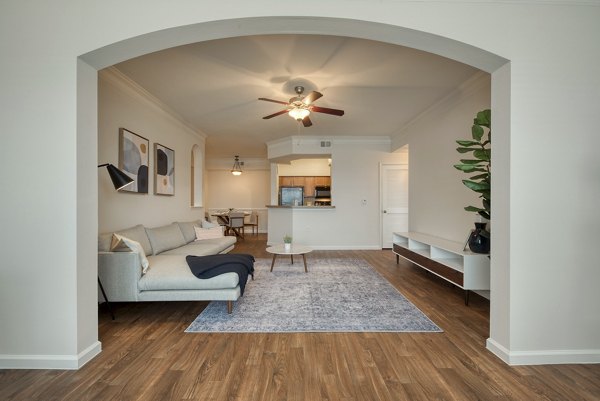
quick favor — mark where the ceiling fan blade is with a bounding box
[302,116,313,127]
[262,109,289,119]
[258,97,289,105]
[302,91,323,105]
[310,106,345,116]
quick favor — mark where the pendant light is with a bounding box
[231,155,242,176]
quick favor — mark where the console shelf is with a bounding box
[392,232,490,305]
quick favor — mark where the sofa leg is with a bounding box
[227,300,233,314]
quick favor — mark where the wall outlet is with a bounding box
[361,199,367,206]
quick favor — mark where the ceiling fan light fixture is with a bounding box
[231,155,243,176]
[288,107,310,120]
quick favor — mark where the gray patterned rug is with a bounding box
[186,258,441,333]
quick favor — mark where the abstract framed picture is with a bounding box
[154,143,175,196]
[118,128,149,193]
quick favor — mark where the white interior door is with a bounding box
[381,164,409,248]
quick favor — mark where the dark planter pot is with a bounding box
[468,222,490,254]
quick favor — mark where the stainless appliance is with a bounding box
[314,185,331,206]
[279,186,304,206]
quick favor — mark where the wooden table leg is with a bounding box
[302,254,308,273]
[291,254,294,264]
[270,254,277,272]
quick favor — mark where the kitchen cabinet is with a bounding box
[279,176,295,187]
[279,176,331,196]
[304,177,315,196]
[315,176,331,186]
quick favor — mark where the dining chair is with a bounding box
[227,212,245,239]
[244,211,259,235]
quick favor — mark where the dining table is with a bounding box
[211,210,250,237]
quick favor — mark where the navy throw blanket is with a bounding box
[185,254,255,296]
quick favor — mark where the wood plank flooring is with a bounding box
[1,234,599,400]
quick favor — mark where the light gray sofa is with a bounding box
[98,221,241,313]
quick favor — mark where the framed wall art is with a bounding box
[118,128,149,193]
[154,143,175,196]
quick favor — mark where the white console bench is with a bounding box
[392,232,490,305]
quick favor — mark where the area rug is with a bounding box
[185,258,441,333]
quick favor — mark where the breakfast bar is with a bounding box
[266,205,336,247]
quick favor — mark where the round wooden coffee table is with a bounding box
[266,244,312,273]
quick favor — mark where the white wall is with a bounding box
[98,68,207,233]
[268,137,407,248]
[398,72,491,243]
[277,158,331,176]
[1,2,599,368]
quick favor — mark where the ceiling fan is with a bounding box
[258,86,344,127]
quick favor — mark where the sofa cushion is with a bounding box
[100,224,153,255]
[176,220,202,243]
[194,225,224,240]
[160,236,236,256]
[145,223,187,255]
[110,234,150,274]
[139,255,239,291]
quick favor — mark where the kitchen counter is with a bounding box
[266,205,336,247]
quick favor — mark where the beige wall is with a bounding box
[398,72,491,243]
[205,167,270,232]
[277,158,331,176]
[98,69,206,233]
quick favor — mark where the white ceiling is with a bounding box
[114,34,481,158]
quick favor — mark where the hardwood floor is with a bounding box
[1,234,599,400]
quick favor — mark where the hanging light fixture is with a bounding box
[288,107,310,121]
[231,155,243,176]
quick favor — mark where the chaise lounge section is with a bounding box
[98,221,242,313]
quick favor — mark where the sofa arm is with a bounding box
[98,251,142,302]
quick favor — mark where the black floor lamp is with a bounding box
[98,163,134,319]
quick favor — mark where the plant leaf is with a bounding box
[460,159,484,165]
[456,140,479,147]
[469,173,489,180]
[473,149,490,161]
[478,211,491,220]
[456,147,475,154]
[475,109,491,128]
[462,180,490,191]
[465,206,484,212]
[472,124,484,141]
[454,165,486,173]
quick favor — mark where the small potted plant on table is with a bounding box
[283,235,292,251]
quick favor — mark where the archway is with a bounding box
[80,16,510,365]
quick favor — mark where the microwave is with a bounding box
[315,186,330,199]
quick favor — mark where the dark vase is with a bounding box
[468,222,490,254]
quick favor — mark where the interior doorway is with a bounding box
[380,163,409,248]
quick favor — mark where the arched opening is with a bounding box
[80,16,511,365]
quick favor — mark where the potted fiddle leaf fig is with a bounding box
[454,109,491,253]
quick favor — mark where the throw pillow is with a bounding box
[201,219,217,228]
[110,234,150,274]
[194,225,224,240]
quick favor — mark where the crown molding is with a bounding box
[99,67,207,140]
[393,70,490,138]
[266,135,391,147]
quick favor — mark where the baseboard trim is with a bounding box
[265,243,381,250]
[0,341,102,370]
[486,338,600,365]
